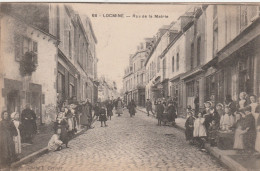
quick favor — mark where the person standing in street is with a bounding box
[99,104,108,127]
[166,101,177,126]
[0,111,18,169]
[128,99,137,117]
[21,104,37,144]
[156,100,164,126]
[106,100,114,120]
[146,99,154,117]
[115,97,123,117]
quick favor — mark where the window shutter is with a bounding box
[14,34,23,61]
[33,41,38,64]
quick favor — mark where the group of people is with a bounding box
[184,93,260,154]
[146,98,177,126]
[48,97,125,152]
[0,104,37,169]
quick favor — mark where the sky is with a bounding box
[72,3,190,91]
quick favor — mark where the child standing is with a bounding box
[10,112,22,155]
[185,111,195,144]
[208,120,219,147]
[48,128,63,151]
[99,105,108,127]
[193,113,207,149]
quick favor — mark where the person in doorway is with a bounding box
[220,106,235,131]
[145,99,154,117]
[11,112,22,155]
[224,95,236,114]
[21,104,37,144]
[0,111,18,169]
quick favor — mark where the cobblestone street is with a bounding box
[18,109,227,171]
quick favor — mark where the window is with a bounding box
[172,56,175,72]
[213,5,218,57]
[177,53,179,71]
[69,31,72,57]
[163,58,166,80]
[197,37,201,66]
[213,27,218,57]
[141,60,144,68]
[15,34,38,63]
[157,57,160,72]
[69,74,75,98]
[187,81,195,97]
[191,43,194,69]
[32,41,38,64]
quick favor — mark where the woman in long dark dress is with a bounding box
[93,102,101,121]
[156,100,164,126]
[128,100,136,117]
[185,111,195,143]
[0,111,18,169]
[166,101,177,126]
[106,100,114,120]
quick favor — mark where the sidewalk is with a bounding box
[137,106,260,171]
[11,123,89,169]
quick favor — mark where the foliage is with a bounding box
[19,51,38,76]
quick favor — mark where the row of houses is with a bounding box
[98,76,120,102]
[0,3,98,124]
[123,5,260,114]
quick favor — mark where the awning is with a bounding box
[169,73,184,82]
[218,17,260,63]
[201,57,218,70]
[181,67,204,80]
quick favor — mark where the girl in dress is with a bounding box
[193,113,207,149]
[233,113,248,152]
[237,92,249,110]
[220,106,235,131]
[48,128,63,151]
[10,112,22,155]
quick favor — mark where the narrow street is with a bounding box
[18,109,227,171]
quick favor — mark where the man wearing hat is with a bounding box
[146,99,154,117]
